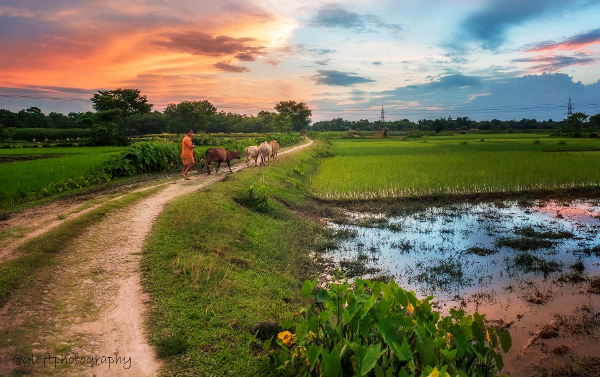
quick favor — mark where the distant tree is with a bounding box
[274,100,312,132]
[432,118,446,133]
[48,112,75,129]
[89,122,129,146]
[164,100,217,133]
[91,89,152,117]
[589,114,600,134]
[18,107,47,128]
[566,112,588,136]
[0,109,22,129]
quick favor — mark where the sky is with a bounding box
[1,0,600,122]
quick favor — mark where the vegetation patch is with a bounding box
[267,278,511,376]
[495,236,553,251]
[508,252,563,277]
[463,245,498,256]
[409,258,472,292]
[514,226,574,239]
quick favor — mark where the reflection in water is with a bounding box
[326,200,600,375]
[328,200,600,298]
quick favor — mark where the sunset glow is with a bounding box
[1,0,599,121]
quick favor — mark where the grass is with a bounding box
[0,146,126,156]
[311,136,600,199]
[0,185,162,305]
[141,141,332,376]
[0,148,124,211]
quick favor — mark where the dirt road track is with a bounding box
[0,140,312,376]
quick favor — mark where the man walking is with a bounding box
[181,129,195,180]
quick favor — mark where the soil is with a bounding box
[0,140,313,376]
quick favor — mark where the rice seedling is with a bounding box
[311,137,600,199]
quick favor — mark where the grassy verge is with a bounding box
[142,140,332,376]
[0,185,163,305]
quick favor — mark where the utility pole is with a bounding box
[380,105,385,124]
[568,98,573,116]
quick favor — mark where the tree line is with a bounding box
[0,89,312,145]
[312,113,600,135]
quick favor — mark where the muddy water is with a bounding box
[327,200,600,376]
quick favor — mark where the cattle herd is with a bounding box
[203,140,279,175]
[244,140,279,167]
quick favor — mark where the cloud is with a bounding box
[525,28,600,52]
[155,31,265,59]
[457,0,600,50]
[512,54,596,72]
[309,4,365,29]
[312,70,375,86]
[308,3,402,34]
[315,59,330,66]
[372,61,382,65]
[337,73,600,121]
[0,5,36,18]
[212,62,249,73]
[428,75,482,89]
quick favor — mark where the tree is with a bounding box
[566,112,588,136]
[91,89,152,117]
[432,118,446,133]
[164,100,217,133]
[274,101,312,132]
[17,107,47,128]
[589,114,600,134]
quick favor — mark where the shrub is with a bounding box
[100,141,180,177]
[267,279,511,377]
[235,184,271,213]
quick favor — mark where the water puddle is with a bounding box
[325,199,600,375]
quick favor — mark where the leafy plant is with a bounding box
[267,279,511,377]
[235,183,271,213]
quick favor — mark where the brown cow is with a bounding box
[205,148,240,174]
[269,140,279,160]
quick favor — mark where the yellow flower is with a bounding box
[486,329,491,343]
[427,367,450,377]
[278,331,294,347]
[406,302,414,315]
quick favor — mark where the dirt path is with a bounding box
[0,139,312,376]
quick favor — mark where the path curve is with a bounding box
[0,139,312,376]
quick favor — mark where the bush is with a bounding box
[267,279,511,377]
[235,184,271,213]
[100,141,180,177]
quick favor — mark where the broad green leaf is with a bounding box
[440,348,457,360]
[263,338,271,350]
[493,350,504,371]
[302,278,318,299]
[308,344,323,371]
[360,343,384,376]
[397,337,413,361]
[500,329,512,353]
[321,344,342,377]
[316,288,330,303]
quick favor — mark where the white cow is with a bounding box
[245,145,260,166]
[258,142,272,165]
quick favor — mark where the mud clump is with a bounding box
[250,321,280,340]
[589,277,600,294]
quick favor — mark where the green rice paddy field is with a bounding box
[0,147,126,209]
[311,134,600,199]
